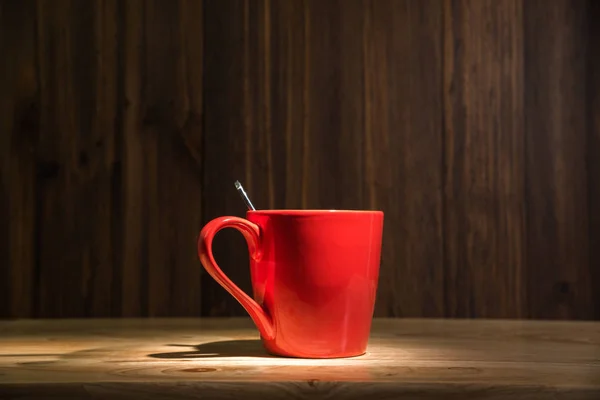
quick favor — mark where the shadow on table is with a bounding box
[148,339,274,359]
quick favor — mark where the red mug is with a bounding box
[197,209,384,358]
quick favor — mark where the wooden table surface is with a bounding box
[0,318,599,399]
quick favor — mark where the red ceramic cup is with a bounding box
[197,209,384,358]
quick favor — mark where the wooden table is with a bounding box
[0,318,599,399]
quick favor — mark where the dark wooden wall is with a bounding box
[1,0,599,320]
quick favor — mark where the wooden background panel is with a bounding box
[443,0,526,318]
[141,0,203,317]
[35,0,118,317]
[269,0,309,211]
[120,0,145,317]
[0,0,598,320]
[120,0,204,317]
[302,0,365,211]
[201,0,255,316]
[201,0,370,316]
[589,0,600,320]
[524,0,591,319]
[0,0,38,318]
[364,0,445,317]
[201,0,446,318]
[303,0,340,210]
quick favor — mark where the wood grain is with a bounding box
[120,0,144,317]
[270,0,308,210]
[35,0,119,317]
[142,0,203,317]
[201,0,255,316]
[119,0,204,317]
[364,0,445,317]
[443,0,526,318]
[524,0,591,319]
[0,0,598,320]
[302,0,365,211]
[0,0,38,318]
[0,318,599,399]
[589,0,600,320]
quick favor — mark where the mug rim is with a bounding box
[246,209,383,215]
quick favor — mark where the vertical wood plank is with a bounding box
[364,0,445,317]
[142,0,173,317]
[270,0,306,210]
[120,0,204,317]
[524,0,591,319]
[201,0,252,316]
[363,0,392,316]
[35,0,118,317]
[587,0,600,320]
[0,0,38,318]
[302,0,363,210]
[173,0,204,316]
[240,0,277,210]
[90,0,119,317]
[338,0,366,211]
[120,0,145,317]
[443,0,526,318]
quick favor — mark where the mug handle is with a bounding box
[197,216,275,340]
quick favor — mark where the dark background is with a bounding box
[1,0,599,320]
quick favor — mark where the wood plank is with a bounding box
[588,0,600,320]
[35,0,118,317]
[201,0,254,316]
[120,0,145,317]
[2,383,599,400]
[90,0,119,317]
[363,0,445,317]
[524,0,591,319]
[241,0,277,210]
[0,0,38,318]
[270,0,307,210]
[0,318,599,399]
[301,0,364,210]
[144,0,203,317]
[269,0,367,210]
[119,0,204,317]
[174,0,204,316]
[443,0,526,318]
